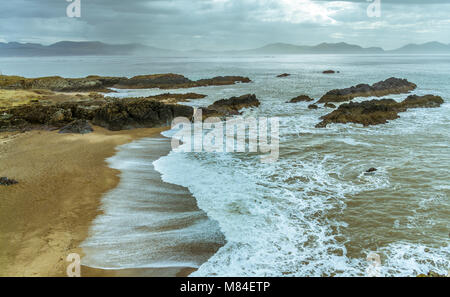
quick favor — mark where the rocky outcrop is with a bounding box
[0,75,124,92]
[145,93,207,104]
[0,100,104,130]
[277,73,291,78]
[400,94,444,108]
[203,94,260,117]
[308,104,319,110]
[318,77,417,103]
[324,103,336,108]
[316,94,444,128]
[0,74,251,92]
[59,119,93,134]
[92,98,194,131]
[417,271,447,277]
[0,98,194,132]
[0,177,18,186]
[287,95,314,103]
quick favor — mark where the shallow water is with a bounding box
[3,54,449,276]
[80,137,224,270]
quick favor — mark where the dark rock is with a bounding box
[308,104,319,110]
[324,103,336,108]
[0,97,194,132]
[0,100,103,130]
[287,95,314,103]
[316,99,401,128]
[193,76,252,88]
[366,168,377,173]
[316,94,444,128]
[59,119,93,134]
[400,94,444,108]
[144,93,207,103]
[323,70,336,74]
[277,73,291,78]
[92,98,194,131]
[318,77,417,103]
[203,94,260,117]
[417,271,447,278]
[0,177,18,186]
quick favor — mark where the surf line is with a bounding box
[170,108,280,163]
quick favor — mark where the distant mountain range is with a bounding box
[0,41,174,57]
[1,41,449,57]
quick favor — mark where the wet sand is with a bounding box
[79,137,225,276]
[0,126,168,276]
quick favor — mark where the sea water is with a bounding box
[2,54,449,276]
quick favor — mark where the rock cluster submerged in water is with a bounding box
[287,95,314,103]
[203,94,260,117]
[0,177,18,186]
[316,94,444,128]
[318,77,417,103]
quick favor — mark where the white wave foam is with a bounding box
[153,141,393,276]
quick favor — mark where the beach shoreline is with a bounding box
[0,126,170,276]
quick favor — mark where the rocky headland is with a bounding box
[1,92,261,132]
[316,94,444,127]
[0,74,251,92]
[0,73,257,133]
[318,77,417,103]
[0,97,194,132]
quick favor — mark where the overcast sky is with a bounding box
[1,0,449,50]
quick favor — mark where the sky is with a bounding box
[0,0,449,50]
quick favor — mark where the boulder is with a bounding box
[277,73,291,78]
[366,168,377,173]
[287,95,314,103]
[0,177,18,186]
[324,103,336,108]
[308,104,319,110]
[318,77,417,103]
[323,70,336,74]
[59,119,93,134]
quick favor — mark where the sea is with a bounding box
[1,54,449,276]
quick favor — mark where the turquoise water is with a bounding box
[2,54,449,276]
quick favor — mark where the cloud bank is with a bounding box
[1,0,449,50]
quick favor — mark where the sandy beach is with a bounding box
[0,126,167,276]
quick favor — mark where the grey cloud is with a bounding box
[0,0,449,50]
